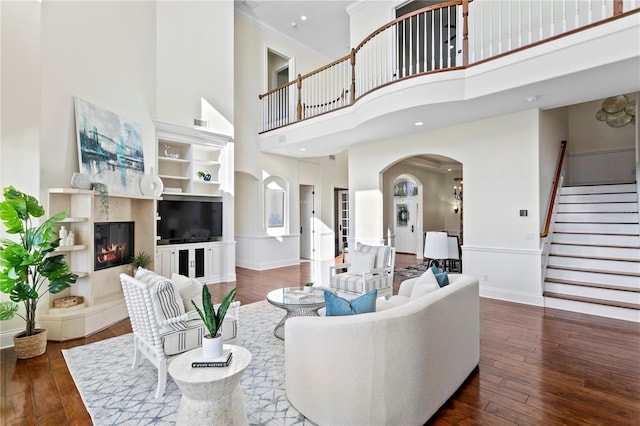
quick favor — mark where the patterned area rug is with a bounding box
[63,300,314,425]
[394,262,431,278]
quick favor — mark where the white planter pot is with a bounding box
[202,333,223,359]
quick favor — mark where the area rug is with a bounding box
[394,262,430,278]
[63,300,314,425]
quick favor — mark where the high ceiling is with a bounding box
[234,0,352,60]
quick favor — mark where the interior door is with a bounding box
[394,198,418,254]
[335,189,349,257]
[300,185,315,259]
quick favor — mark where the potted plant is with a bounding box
[130,251,151,275]
[303,282,314,293]
[192,285,237,359]
[0,186,78,359]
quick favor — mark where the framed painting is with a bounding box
[267,188,284,228]
[74,97,145,196]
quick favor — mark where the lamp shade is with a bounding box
[447,236,460,260]
[424,232,448,260]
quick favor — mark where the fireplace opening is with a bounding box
[94,222,134,271]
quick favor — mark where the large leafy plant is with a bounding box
[192,285,237,338]
[0,186,78,336]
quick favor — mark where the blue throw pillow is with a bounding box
[324,289,377,316]
[431,264,449,287]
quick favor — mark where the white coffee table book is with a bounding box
[168,344,252,425]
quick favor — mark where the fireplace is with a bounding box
[94,222,134,271]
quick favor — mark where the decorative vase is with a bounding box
[202,333,223,359]
[204,173,212,182]
[13,328,47,359]
[303,286,313,293]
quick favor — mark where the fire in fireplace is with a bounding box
[94,222,134,271]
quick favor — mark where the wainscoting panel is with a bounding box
[566,148,635,186]
[235,234,300,270]
[463,245,544,306]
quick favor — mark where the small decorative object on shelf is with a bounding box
[92,183,109,217]
[196,170,212,182]
[54,295,84,309]
[59,225,68,246]
[303,282,314,293]
[164,144,179,159]
[70,172,92,190]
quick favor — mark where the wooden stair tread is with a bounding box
[550,241,640,249]
[543,292,640,311]
[548,253,640,263]
[547,265,640,277]
[544,278,639,293]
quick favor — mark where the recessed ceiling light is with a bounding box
[414,121,424,126]
[300,15,307,21]
[526,95,539,102]
[300,148,306,151]
[291,22,297,27]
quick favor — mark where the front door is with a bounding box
[394,198,418,254]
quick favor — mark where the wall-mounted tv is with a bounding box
[157,196,223,245]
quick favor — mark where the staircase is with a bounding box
[544,183,640,322]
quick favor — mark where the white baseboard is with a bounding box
[1,327,20,350]
[480,286,544,307]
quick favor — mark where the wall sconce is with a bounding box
[453,204,459,214]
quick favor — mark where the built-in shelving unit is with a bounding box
[152,120,236,284]
[155,120,232,197]
[40,188,159,341]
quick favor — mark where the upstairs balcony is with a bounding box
[258,0,640,158]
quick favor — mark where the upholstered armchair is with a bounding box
[329,243,396,298]
[120,271,239,398]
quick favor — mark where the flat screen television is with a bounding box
[157,196,223,245]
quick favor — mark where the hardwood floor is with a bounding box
[1,254,639,425]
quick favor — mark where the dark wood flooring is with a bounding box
[1,254,639,425]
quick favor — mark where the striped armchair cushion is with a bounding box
[161,314,239,355]
[331,272,388,294]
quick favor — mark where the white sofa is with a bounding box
[285,273,479,425]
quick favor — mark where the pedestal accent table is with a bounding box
[168,344,252,425]
[266,287,326,340]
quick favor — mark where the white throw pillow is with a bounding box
[349,251,376,275]
[410,269,440,301]
[171,273,204,312]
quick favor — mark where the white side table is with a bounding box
[168,344,252,425]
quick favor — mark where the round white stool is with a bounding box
[168,344,252,425]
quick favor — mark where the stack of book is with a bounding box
[191,349,233,368]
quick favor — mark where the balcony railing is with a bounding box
[259,0,638,133]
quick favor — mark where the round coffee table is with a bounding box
[168,344,252,425]
[266,287,326,340]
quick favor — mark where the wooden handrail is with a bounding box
[353,0,465,54]
[540,141,567,238]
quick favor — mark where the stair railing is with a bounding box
[540,140,567,283]
[541,140,568,239]
[258,1,638,134]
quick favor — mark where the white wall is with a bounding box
[0,1,235,346]
[0,1,43,342]
[350,109,544,305]
[234,13,348,268]
[348,0,395,48]
[156,1,234,127]
[568,95,637,154]
[539,107,569,230]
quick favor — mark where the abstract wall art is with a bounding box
[74,97,145,195]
